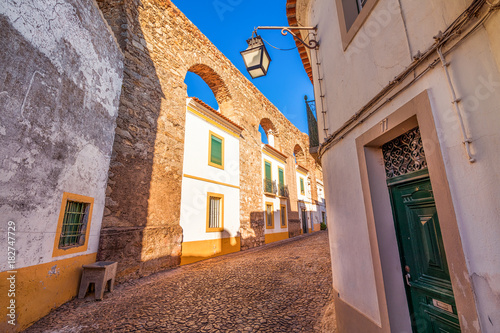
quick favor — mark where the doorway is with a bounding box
[301,208,308,234]
[384,128,460,332]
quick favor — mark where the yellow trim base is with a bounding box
[0,253,97,332]
[264,232,289,244]
[309,228,313,234]
[181,237,240,265]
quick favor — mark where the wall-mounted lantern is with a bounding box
[241,26,318,79]
[240,35,271,79]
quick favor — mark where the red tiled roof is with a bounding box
[264,144,288,160]
[286,0,313,84]
[189,97,244,131]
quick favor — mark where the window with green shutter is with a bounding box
[300,177,305,195]
[278,167,286,196]
[278,167,284,185]
[209,131,224,169]
[264,161,272,193]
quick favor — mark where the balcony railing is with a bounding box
[263,178,277,195]
[278,184,289,197]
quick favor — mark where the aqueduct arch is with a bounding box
[259,118,278,147]
[187,64,234,116]
[293,144,307,166]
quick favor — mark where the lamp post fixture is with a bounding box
[240,34,271,79]
[240,26,318,79]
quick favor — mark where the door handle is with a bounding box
[405,273,411,287]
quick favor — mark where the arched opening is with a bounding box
[259,118,277,147]
[187,64,233,116]
[294,144,306,166]
[184,72,219,110]
[259,125,269,144]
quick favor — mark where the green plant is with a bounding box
[320,222,327,230]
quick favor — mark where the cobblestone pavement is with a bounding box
[26,231,333,332]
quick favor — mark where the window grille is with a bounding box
[59,200,89,248]
[382,127,427,178]
[281,205,287,227]
[208,196,222,229]
[266,204,274,228]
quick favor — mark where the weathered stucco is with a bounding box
[295,0,500,331]
[0,0,123,331]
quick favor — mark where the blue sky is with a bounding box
[172,0,314,137]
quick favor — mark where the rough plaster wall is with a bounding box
[0,0,123,269]
[95,0,321,281]
[305,0,500,330]
[436,29,500,333]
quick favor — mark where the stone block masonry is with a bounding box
[96,0,323,281]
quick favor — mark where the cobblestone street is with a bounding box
[26,231,334,332]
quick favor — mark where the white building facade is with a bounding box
[179,98,243,265]
[262,144,290,244]
[289,0,500,331]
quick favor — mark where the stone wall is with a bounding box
[0,0,123,330]
[96,0,322,281]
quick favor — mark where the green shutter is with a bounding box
[265,161,271,180]
[300,178,305,194]
[278,168,284,185]
[210,135,223,166]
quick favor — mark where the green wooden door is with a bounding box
[389,170,460,333]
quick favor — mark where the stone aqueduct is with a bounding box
[96,0,322,280]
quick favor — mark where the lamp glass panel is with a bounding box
[262,51,270,72]
[242,47,263,68]
[249,68,265,78]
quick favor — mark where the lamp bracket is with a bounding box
[254,26,318,50]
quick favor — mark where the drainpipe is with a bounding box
[437,47,476,163]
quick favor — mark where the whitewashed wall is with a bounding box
[0,0,123,270]
[303,0,500,329]
[262,152,288,235]
[180,109,240,242]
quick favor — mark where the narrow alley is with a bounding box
[26,232,333,333]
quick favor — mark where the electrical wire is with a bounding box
[318,0,499,159]
[261,37,297,51]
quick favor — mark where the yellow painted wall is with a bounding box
[264,232,289,244]
[181,237,240,265]
[0,253,97,332]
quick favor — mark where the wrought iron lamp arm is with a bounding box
[254,26,318,49]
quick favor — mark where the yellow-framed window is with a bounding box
[264,159,273,193]
[208,131,224,169]
[278,167,285,196]
[206,192,224,232]
[265,202,274,229]
[300,177,305,195]
[52,192,94,257]
[280,204,287,228]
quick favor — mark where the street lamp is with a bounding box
[240,35,271,79]
[241,26,318,79]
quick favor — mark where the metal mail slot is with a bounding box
[432,299,453,313]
